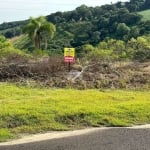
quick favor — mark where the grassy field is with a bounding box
[0,83,150,142]
[138,9,150,21]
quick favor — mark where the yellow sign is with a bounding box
[64,48,75,57]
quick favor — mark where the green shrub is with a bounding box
[0,35,26,57]
[0,129,13,142]
[0,47,25,57]
[32,49,48,56]
[88,48,113,60]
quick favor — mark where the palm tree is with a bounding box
[23,16,56,50]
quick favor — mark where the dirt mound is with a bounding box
[0,58,149,89]
[81,62,150,89]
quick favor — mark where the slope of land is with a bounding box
[138,9,150,21]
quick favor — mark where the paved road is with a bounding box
[0,128,150,150]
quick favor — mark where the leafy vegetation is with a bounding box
[79,35,150,61]
[0,83,150,141]
[0,129,13,142]
[0,35,26,57]
[22,16,56,50]
[0,20,27,38]
[0,0,149,59]
[0,0,149,143]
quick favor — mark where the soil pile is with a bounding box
[0,57,149,89]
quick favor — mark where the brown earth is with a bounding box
[0,56,149,89]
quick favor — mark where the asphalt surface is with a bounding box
[0,128,150,150]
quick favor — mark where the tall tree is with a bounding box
[116,23,130,40]
[23,16,56,50]
[144,0,150,9]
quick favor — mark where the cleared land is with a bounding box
[138,9,150,21]
[0,83,150,142]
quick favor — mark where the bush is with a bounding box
[0,47,25,57]
[32,49,49,56]
[87,48,113,60]
[0,35,26,58]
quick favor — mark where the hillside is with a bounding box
[0,1,150,142]
[0,20,27,38]
[0,0,150,57]
[138,9,150,21]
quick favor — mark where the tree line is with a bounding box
[0,0,150,61]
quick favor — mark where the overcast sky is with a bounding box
[0,0,128,23]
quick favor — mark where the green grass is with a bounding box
[0,82,150,142]
[0,129,13,142]
[11,34,32,50]
[138,9,150,21]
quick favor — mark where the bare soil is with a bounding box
[0,56,149,89]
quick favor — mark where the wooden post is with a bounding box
[68,62,71,72]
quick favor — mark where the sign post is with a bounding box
[64,48,75,72]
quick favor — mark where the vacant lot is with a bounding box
[0,83,150,142]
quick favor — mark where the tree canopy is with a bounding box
[22,16,56,50]
[0,0,150,60]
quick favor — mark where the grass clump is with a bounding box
[0,129,13,142]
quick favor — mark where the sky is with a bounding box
[0,0,128,24]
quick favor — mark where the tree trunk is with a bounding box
[34,32,41,49]
[34,36,39,49]
[37,32,41,49]
[44,38,48,50]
